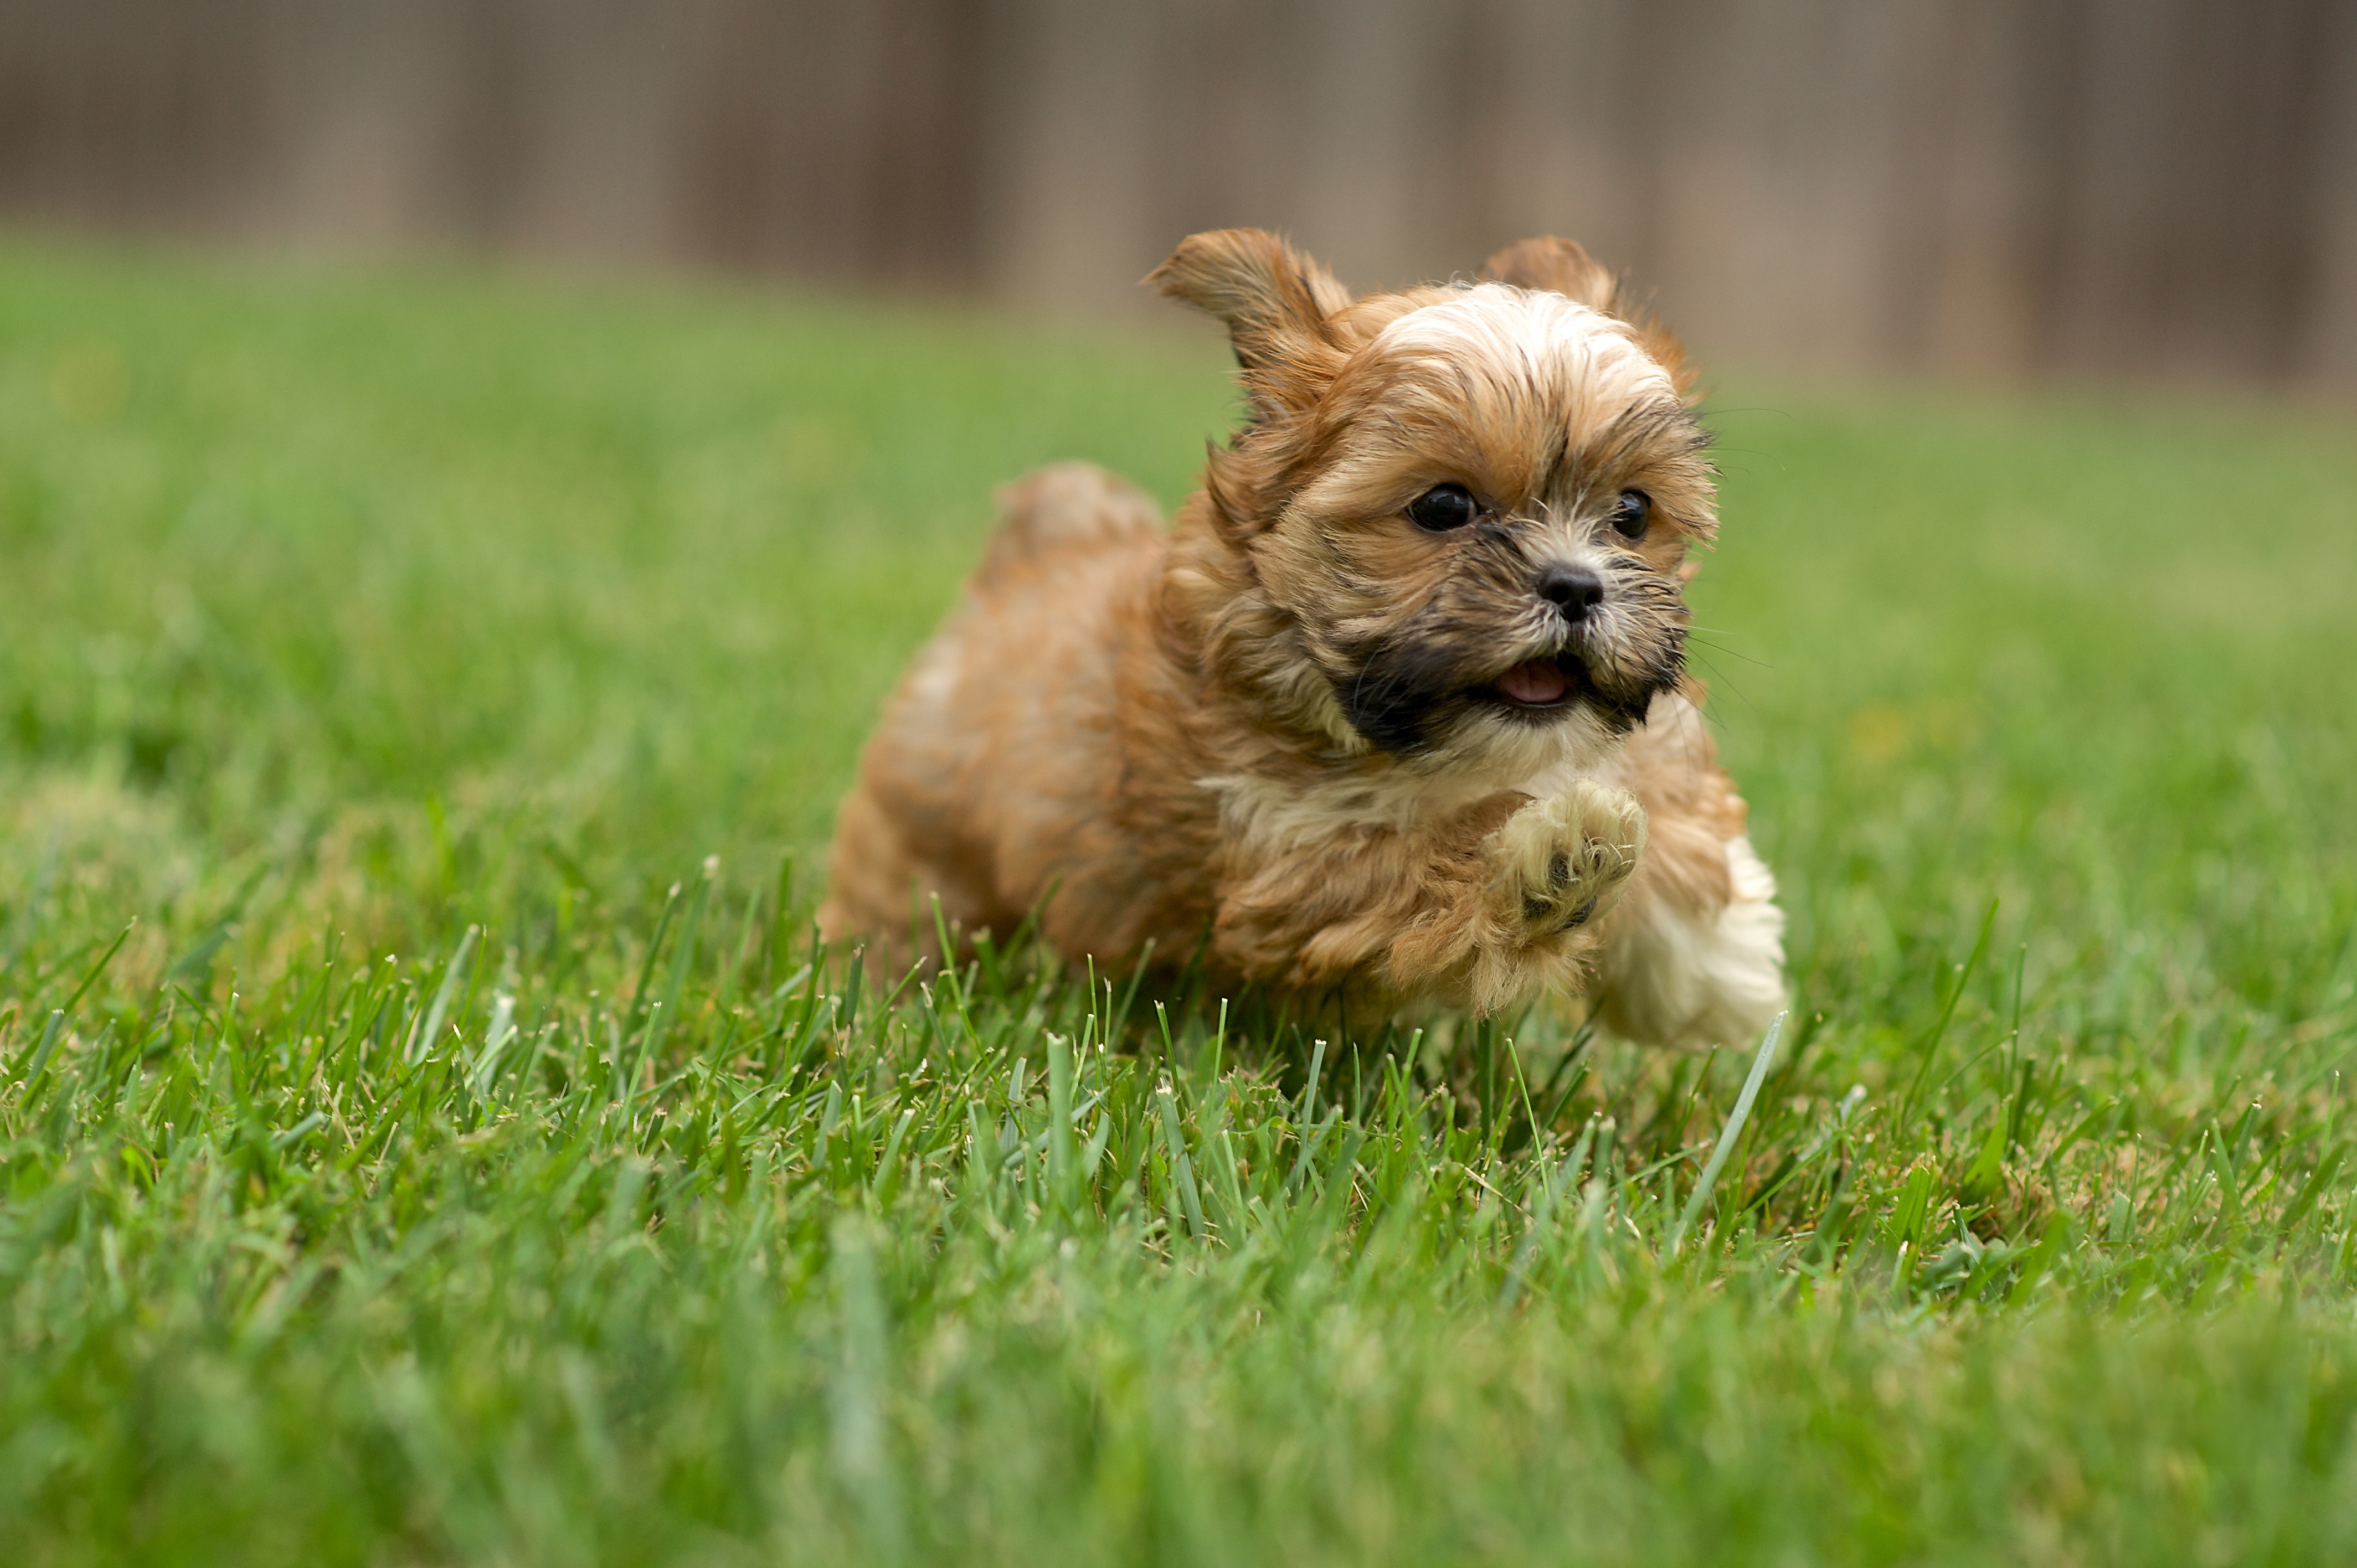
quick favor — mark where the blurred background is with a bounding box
[3,0,2355,386]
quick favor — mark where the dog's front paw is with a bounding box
[1489,779,1647,940]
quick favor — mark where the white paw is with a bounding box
[1596,833,1788,1048]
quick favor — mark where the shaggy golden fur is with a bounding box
[821,230,1786,1040]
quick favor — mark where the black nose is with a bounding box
[1535,562,1605,618]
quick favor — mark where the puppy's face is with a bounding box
[1156,231,1715,783]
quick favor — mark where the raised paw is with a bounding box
[1489,778,1648,939]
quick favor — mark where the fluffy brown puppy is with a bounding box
[822,230,1785,1043]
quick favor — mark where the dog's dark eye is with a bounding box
[1608,489,1652,539]
[1407,483,1478,533]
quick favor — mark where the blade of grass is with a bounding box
[1672,1012,1788,1256]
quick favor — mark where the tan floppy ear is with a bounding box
[1478,236,1619,312]
[1481,235,1698,399]
[1149,229,1351,416]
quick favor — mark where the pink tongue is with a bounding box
[1497,659,1569,705]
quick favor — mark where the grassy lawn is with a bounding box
[3,239,2356,1566]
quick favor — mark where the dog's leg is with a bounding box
[822,462,1166,976]
[1588,832,1785,1049]
[1277,780,1647,1016]
[1208,785,1620,1014]
[1583,699,1787,1047]
[1483,778,1648,940]
[816,785,959,977]
[1450,779,1648,1013]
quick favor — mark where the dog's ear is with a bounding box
[1150,229,1351,412]
[1481,235,1698,399]
[1478,236,1619,312]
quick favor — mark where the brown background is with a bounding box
[6,0,2355,384]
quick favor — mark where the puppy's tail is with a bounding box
[976,462,1164,586]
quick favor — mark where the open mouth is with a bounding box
[1486,654,1582,711]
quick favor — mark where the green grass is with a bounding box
[3,239,2356,1566]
